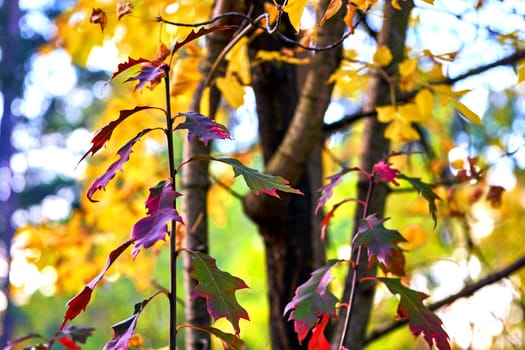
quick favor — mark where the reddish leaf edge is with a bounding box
[60,239,134,331]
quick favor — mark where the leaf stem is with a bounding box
[163,65,178,350]
[338,174,375,348]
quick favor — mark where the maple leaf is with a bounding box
[87,128,155,202]
[353,214,407,275]
[117,1,133,20]
[174,111,231,146]
[379,278,451,350]
[89,8,107,32]
[125,62,167,91]
[187,250,250,335]
[79,106,164,163]
[308,315,331,350]
[398,174,440,227]
[103,293,160,350]
[284,260,339,343]
[61,239,134,330]
[131,180,183,259]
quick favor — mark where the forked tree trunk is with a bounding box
[330,2,414,349]
[243,1,344,348]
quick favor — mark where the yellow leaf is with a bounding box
[226,37,251,85]
[400,223,428,250]
[376,105,396,122]
[391,0,401,10]
[320,0,342,25]
[421,0,434,4]
[453,100,483,126]
[373,45,393,66]
[283,0,308,33]
[518,62,525,83]
[398,58,417,77]
[216,76,245,109]
[415,89,434,118]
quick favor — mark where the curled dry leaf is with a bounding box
[117,1,133,20]
[90,8,107,32]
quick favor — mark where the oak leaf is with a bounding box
[187,250,250,335]
[379,278,451,350]
[174,111,231,146]
[284,260,339,343]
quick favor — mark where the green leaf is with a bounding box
[187,250,250,335]
[379,278,451,350]
[398,175,440,227]
[353,214,407,275]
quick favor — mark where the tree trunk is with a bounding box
[330,2,414,349]
[0,1,23,345]
[181,1,245,348]
[244,1,344,348]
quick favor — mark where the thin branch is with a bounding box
[323,48,525,134]
[364,254,525,345]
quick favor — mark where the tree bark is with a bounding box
[243,1,344,348]
[181,1,245,348]
[330,2,414,349]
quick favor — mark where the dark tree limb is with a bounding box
[365,254,525,345]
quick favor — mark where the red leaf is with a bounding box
[87,128,155,202]
[174,112,231,146]
[125,62,167,91]
[79,106,164,163]
[284,260,339,343]
[353,214,407,275]
[171,25,236,57]
[315,167,359,214]
[131,180,183,259]
[379,278,451,350]
[187,250,250,335]
[486,185,505,207]
[108,57,149,83]
[308,315,330,350]
[61,240,133,330]
[373,160,400,186]
[59,336,80,350]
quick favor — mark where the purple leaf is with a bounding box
[316,167,359,214]
[174,112,231,146]
[353,214,407,275]
[87,128,155,202]
[284,260,339,343]
[125,62,167,91]
[131,180,183,259]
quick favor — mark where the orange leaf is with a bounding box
[320,0,342,26]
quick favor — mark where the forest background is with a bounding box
[1,0,525,349]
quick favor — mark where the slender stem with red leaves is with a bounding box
[338,172,376,349]
[163,65,178,350]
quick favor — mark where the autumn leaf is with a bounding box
[283,0,308,33]
[398,174,440,226]
[125,62,167,91]
[373,160,400,186]
[353,214,407,275]
[60,239,134,330]
[87,128,156,202]
[103,292,162,350]
[453,99,483,126]
[79,106,164,163]
[373,45,393,66]
[486,185,505,207]
[89,8,107,32]
[60,325,95,345]
[117,1,133,20]
[171,25,235,57]
[186,250,250,335]
[316,168,359,214]
[320,0,342,25]
[308,315,331,350]
[174,111,231,145]
[284,260,339,343]
[59,336,80,350]
[108,57,150,83]
[212,157,303,198]
[131,180,183,259]
[177,325,246,350]
[216,76,246,109]
[379,278,451,350]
